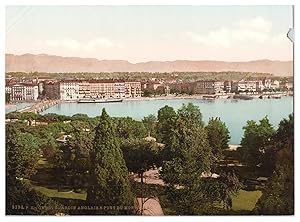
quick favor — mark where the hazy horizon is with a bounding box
[5,53,293,63]
[6,6,293,63]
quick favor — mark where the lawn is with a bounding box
[30,158,87,201]
[30,183,87,200]
[231,189,262,211]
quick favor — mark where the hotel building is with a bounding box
[5,83,39,101]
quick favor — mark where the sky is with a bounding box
[6,5,293,63]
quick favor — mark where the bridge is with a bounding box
[18,100,60,113]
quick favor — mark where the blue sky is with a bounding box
[6,5,293,62]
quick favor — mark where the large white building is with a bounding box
[60,80,80,100]
[231,81,257,92]
[5,83,39,101]
[58,80,141,100]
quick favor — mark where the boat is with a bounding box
[203,95,217,100]
[232,95,253,100]
[78,98,123,103]
[270,95,281,99]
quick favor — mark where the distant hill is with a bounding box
[5,54,293,76]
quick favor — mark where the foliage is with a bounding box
[142,114,157,138]
[254,114,294,215]
[160,103,214,214]
[56,126,94,190]
[6,93,11,103]
[204,172,241,210]
[71,113,90,121]
[240,117,275,167]
[6,124,40,180]
[177,103,205,127]
[39,113,70,122]
[86,109,134,214]
[7,112,41,121]
[6,71,274,82]
[156,105,178,159]
[121,139,161,183]
[6,180,66,215]
[115,117,147,140]
[205,117,230,159]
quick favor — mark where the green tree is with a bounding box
[7,180,66,215]
[205,117,230,160]
[177,103,205,127]
[157,105,178,159]
[86,109,134,214]
[240,116,275,168]
[115,117,147,140]
[262,114,294,175]
[5,93,11,103]
[56,125,94,191]
[6,124,40,180]
[160,103,214,214]
[254,114,294,214]
[142,114,157,138]
[204,172,241,211]
[121,139,161,184]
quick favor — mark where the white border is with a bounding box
[1,1,298,222]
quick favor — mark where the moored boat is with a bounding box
[78,99,123,103]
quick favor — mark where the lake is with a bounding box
[40,96,293,144]
[5,102,34,114]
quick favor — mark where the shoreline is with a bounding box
[5,104,16,109]
[64,93,292,103]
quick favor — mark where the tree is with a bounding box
[86,109,134,214]
[156,105,178,159]
[6,124,40,181]
[56,125,94,191]
[160,103,214,214]
[261,114,294,175]
[254,114,294,215]
[7,180,66,215]
[205,117,230,160]
[5,93,11,103]
[115,117,147,140]
[142,114,157,138]
[240,116,275,168]
[203,172,241,211]
[121,139,161,184]
[177,103,205,127]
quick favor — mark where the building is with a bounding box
[231,81,257,93]
[5,83,39,101]
[224,81,232,93]
[44,81,60,99]
[194,81,225,94]
[59,80,141,100]
[280,81,293,90]
[125,81,142,98]
[60,80,80,100]
[271,80,280,90]
[263,79,280,91]
[143,81,163,90]
[168,82,196,94]
[256,80,264,92]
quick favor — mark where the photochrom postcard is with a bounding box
[5,5,294,216]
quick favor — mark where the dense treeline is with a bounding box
[6,104,294,215]
[6,71,280,81]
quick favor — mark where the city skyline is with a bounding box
[6,5,293,63]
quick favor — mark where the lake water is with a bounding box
[41,97,293,144]
[5,102,34,114]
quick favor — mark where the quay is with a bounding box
[17,100,60,113]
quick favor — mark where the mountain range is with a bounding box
[5,54,293,76]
